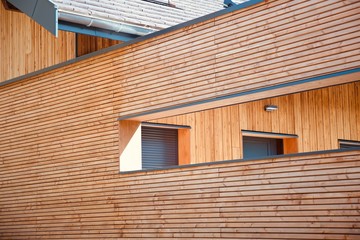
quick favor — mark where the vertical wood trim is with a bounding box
[283,138,299,154]
[178,129,191,165]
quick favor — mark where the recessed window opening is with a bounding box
[141,122,191,170]
[119,121,191,173]
[242,130,298,159]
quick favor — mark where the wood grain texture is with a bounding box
[1,140,360,239]
[2,0,359,117]
[153,82,360,163]
[76,34,121,57]
[111,0,360,117]
[0,3,75,82]
[0,0,360,238]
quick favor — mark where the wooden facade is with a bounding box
[1,0,358,116]
[0,3,75,83]
[76,34,121,57]
[1,0,360,238]
[1,148,360,239]
[114,0,360,118]
[151,82,360,163]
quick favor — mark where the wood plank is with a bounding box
[1,0,360,238]
[204,109,215,162]
[178,129,191,165]
[0,2,75,82]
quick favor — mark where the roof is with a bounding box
[5,0,247,39]
[53,0,247,31]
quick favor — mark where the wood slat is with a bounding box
[0,4,75,82]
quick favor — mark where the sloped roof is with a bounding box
[6,0,247,39]
[53,0,247,31]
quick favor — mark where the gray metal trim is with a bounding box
[58,11,155,36]
[7,0,58,36]
[119,148,360,174]
[241,130,298,139]
[141,122,191,129]
[0,0,263,86]
[339,139,360,147]
[117,68,360,120]
[58,21,138,42]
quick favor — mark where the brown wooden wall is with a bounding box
[1,0,360,238]
[2,0,359,117]
[0,3,75,82]
[76,34,122,57]
[1,146,360,239]
[151,82,360,163]
[113,0,360,117]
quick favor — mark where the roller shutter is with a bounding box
[142,126,178,169]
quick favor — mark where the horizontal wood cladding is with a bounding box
[152,82,360,163]
[0,3,75,82]
[2,0,359,117]
[112,0,360,117]
[1,0,360,238]
[0,150,360,239]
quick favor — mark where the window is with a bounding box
[242,130,298,159]
[243,136,283,159]
[142,126,179,170]
[119,121,190,172]
[339,139,360,149]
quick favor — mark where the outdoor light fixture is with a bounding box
[264,105,278,112]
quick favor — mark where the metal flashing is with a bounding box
[117,68,360,120]
[141,122,191,129]
[241,130,298,139]
[7,0,58,36]
[58,21,138,42]
[0,0,263,87]
[119,148,360,174]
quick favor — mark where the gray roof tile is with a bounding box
[53,0,247,31]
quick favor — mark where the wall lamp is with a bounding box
[264,105,278,112]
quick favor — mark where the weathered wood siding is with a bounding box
[1,146,360,239]
[76,34,121,57]
[113,0,360,117]
[1,0,360,238]
[0,3,75,82]
[2,0,359,117]
[152,82,360,163]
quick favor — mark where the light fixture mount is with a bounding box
[264,105,278,112]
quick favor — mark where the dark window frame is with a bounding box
[241,130,298,159]
[339,139,360,149]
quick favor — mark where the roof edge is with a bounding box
[58,10,156,36]
[7,0,58,36]
[0,0,264,87]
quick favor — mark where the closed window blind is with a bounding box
[142,126,178,169]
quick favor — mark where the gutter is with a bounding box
[58,11,156,36]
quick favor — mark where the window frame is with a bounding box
[339,139,360,149]
[241,130,298,159]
